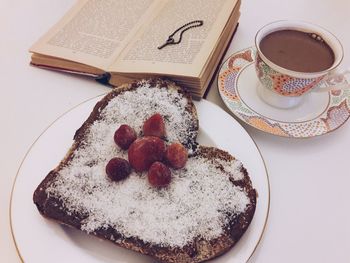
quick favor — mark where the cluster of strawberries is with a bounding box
[106,113,188,187]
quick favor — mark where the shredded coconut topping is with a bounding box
[46,82,251,247]
[102,82,196,148]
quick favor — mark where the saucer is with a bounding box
[218,47,350,138]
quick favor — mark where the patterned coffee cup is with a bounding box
[254,20,347,109]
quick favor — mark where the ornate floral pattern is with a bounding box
[255,54,323,97]
[218,47,350,138]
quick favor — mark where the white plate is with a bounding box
[10,96,269,263]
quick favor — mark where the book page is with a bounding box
[30,0,159,70]
[109,0,238,77]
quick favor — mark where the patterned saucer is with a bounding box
[218,47,350,138]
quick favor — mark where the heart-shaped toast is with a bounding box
[33,79,256,263]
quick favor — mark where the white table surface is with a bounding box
[1,0,349,262]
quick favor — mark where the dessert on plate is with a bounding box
[33,79,256,263]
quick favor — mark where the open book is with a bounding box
[30,0,241,98]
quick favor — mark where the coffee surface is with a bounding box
[259,29,335,72]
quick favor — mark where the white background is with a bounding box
[1,0,350,262]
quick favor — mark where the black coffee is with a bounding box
[259,29,335,72]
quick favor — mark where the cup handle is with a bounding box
[314,68,350,92]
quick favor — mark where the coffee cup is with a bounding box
[254,20,349,109]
